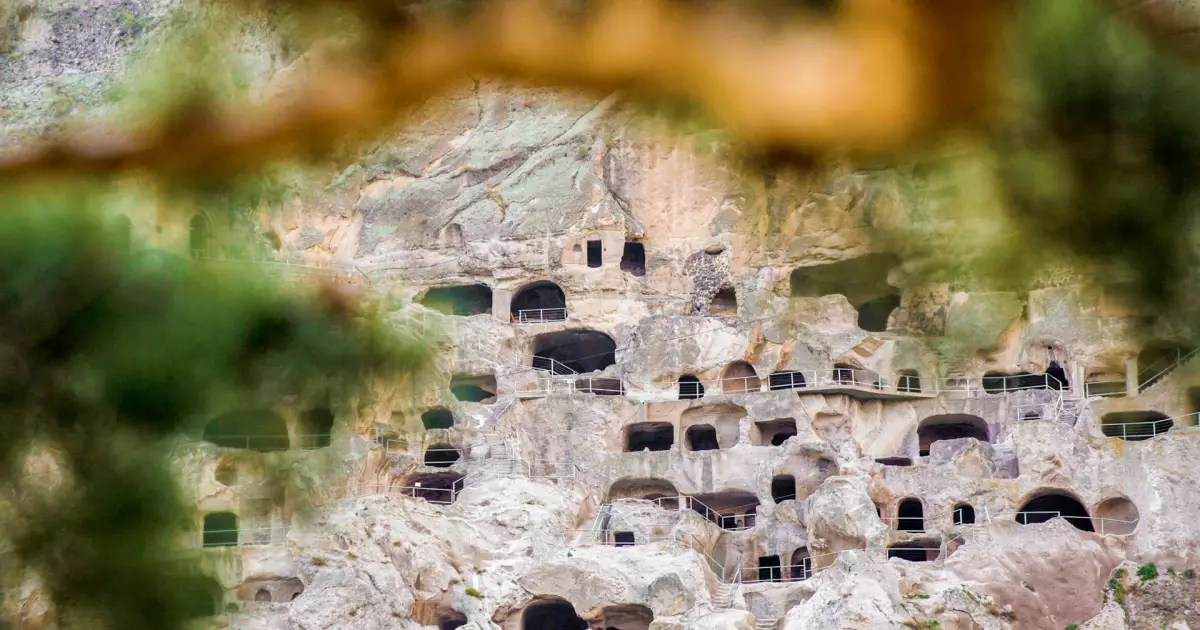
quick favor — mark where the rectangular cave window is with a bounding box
[757,555,782,582]
[587,240,603,268]
[614,531,635,547]
[620,242,646,276]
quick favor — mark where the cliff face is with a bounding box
[8,6,1200,630]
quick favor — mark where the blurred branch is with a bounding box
[0,0,1009,180]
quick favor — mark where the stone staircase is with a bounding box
[712,582,737,610]
[754,619,779,630]
[1139,347,1200,395]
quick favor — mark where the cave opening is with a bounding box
[421,408,455,430]
[709,287,738,315]
[522,598,588,630]
[624,422,674,452]
[678,374,704,400]
[757,555,782,582]
[203,409,290,452]
[897,498,924,532]
[614,531,635,547]
[605,478,678,506]
[593,604,654,630]
[1017,492,1094,532]
[511,281,567,323]
[533,329,617,374]
[790,547,812,581]
[587,240,603,268]
[953,504,976,525]
[621,242,646,276]
[690,490,759,529]
[721,361,761,394]
[298,407,333,449]
[768,370,806,391]
[436,610,468,630]
[833,363,858,385]
[1045,361,1069,389]
[887,541,939,562]
[771,475,797,503]
[418,284,493,316]
[202,512,238,547]
[917,414,989,456]
[897,370,922,393]
[254,589,271,602]
[450,374,497,403]
[424,443,460,468]
[1094,496,1140,535]
[1101,411,1173,441]
[685,425,720,451]
[399,473,464,505]
[875,457,913,467]
[755,418,797,446]
[857,293,900,332]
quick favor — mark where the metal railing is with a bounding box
[512,308,568,324]
[201,434,332,451]
[999,511,1139,536]
[1100,412,1193,441]
[342,481,461,505]
[531,356,578,375]
[196,527,288,549]
[1137,346,1200,393]
[652,496,757,531]
[1084,380,1128,398]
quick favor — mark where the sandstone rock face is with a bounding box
[12,8,1200,630]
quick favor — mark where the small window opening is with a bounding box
[421,408,454,430]
[255,589,271,602]
[215,459,238,486]
[678,375,705,400]
[587,240,603,268]
[875,457,912,467]
[757,555,782,582]
[887,542,939,562]
[755,418,797,446]
[709,287,737,315]
[686,425,720,451]
[897,370,922,393]
[897,498,924,532]
[437,610,468,630]
[620,242,646,276]
[953,504,976,525]
[614,531,635,547]
[857,294,900,332]
[771,475,796,503]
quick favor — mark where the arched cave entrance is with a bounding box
[678,374,704,400]
[418,284,493,316]
[681,403,745,449]
[436,609,468,630]
[1100,411,1173,441]
[511,281,567,323]
[254,589,271,602]
[605,478,679,507]
[298,407,333,449]
[450,374,497,403]
[790,547,812,581]
[1017,492,1093,532]
[771,475,796,503]
[897,370,922,393]
[709,287,737,315]
[917,414,989,456]
[533,330,616,374]
[189,214,211,260]
[1045,361,1069,389]
[203,409,289,452]
[1094,496,1140,535]
[202,512,238,547]
[624,422,674,452]
[421,408,454,430]
[896,498,924,532]
[721,361,761,394]
[953,504,976,525]
[621,242,646,276]
[768,371,806,391]
[613,531,635,547]
[521,597,587,630]
[754,418,797,446]
[398,473,464,505]
[424,443,460,468]
[857,294,900,332]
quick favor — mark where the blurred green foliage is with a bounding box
[0,182,427,628]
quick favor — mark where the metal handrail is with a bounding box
[994,510,1139,535]
[196,527,288,548]
[651,495,757,531]
[1100,412,1196,441]
[1136,346,1199,392]
[1084,380,1128,398]
[512,308,568,324]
